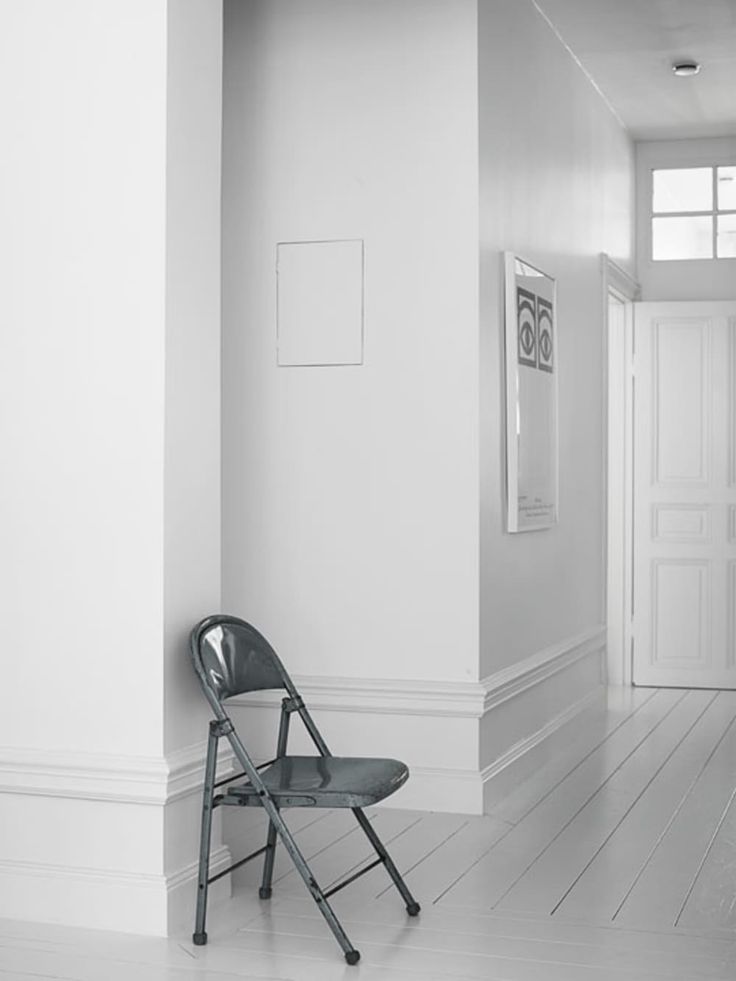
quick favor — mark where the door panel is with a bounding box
[652,319,709,484]
[650,559,710,667]
[633,301,736,688]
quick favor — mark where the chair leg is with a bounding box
[223,725,360,963]
[268,803,360,963]
[218,724,361,963]
[193,723,219,945]
[259,815,278,899]
[352,808,420,915]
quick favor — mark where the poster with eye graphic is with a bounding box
[504,253,558,532]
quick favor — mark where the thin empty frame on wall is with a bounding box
[503,252,558,532]
[277,239,365,366]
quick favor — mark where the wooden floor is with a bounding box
[3,686,736,979]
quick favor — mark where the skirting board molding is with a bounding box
[230,626,606,815]
[0,739,237,933]
[477,627,606,812]
[231,675,487,718]
[482,686,604,785]
[0,627,604,814]
[380,688,604,814]
[481,686,606,811]
[229,625,604,718]
[0,845,231,935]
[0,739,234,805]
[481,626,606,713]
[0,630,604,933]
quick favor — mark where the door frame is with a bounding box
[601,254,639,687]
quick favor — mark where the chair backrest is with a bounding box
[190,615,293,709]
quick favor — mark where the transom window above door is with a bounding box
[651,165,736,261]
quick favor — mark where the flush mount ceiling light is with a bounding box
[672,61,701,76]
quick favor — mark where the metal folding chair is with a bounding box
[190,614,420,965]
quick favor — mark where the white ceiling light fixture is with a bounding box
[672,60,701,77]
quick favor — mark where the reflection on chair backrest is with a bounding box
[191,615,294,705]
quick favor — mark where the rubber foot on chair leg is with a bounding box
[406,902,421,916]
[345,949,361,965]
[259,887,272,900]
[192,931,208,946]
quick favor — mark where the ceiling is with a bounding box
[534,0,736,141]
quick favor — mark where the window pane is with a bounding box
[652,168,712,213]
[652,216,713,260]
[717,166,736,211]
[717,214,736,258]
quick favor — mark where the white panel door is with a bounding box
[633,302,736,688]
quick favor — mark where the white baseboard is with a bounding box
[166,846,232,935]
[481,686,606,810]
[229,626,606,816]
[380,763,486,813]
[481,626,606,714]
[229,675,486,717]
[482,687,604,785]
[0,846,231,935]
[480,627,607,809]
[0,740,232,804]
[0,741,233,934]
[0,626,605,934]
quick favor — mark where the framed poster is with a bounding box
[503,252,558,532]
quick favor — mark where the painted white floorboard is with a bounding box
[439,688,685,908]
[613,693,736,930]
[276,808,421,897]
[323,811,468,908]
[380,814,510,904]
[227,808,400,889]
[0,939,473,981]
[3,687,736,980]
[226,807,340,888]
[231,917,734,981]
[239,906,734,980]
[678,786,736,932]
[229,807,381,891]
[497,690,717,914]
[558,691,736,922]
[488,686,655,826]
[4,897,735,979]
[265,894,736,964]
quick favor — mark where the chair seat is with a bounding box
[225,756,408,808]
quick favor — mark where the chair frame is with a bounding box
[191,615,420,965]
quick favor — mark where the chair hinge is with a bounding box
[211,718,234,737]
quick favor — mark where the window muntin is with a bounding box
[717,166,736,211]
[717,213,736,259]
[651,165,736,261]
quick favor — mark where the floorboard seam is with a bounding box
[675,786,736,927]
[479,690,689,910]
[548,690,719,915]
[612,699,736,921]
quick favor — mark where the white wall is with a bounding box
[0,0,224,933]
[162,0,224,934]
[0,0,168,760]
[477,0,635,694]
[221,0,480,686]
[637,137,736,301]
[222,0,636,810]
[163,0,222,757]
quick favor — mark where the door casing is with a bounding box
[602,255,639,687]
